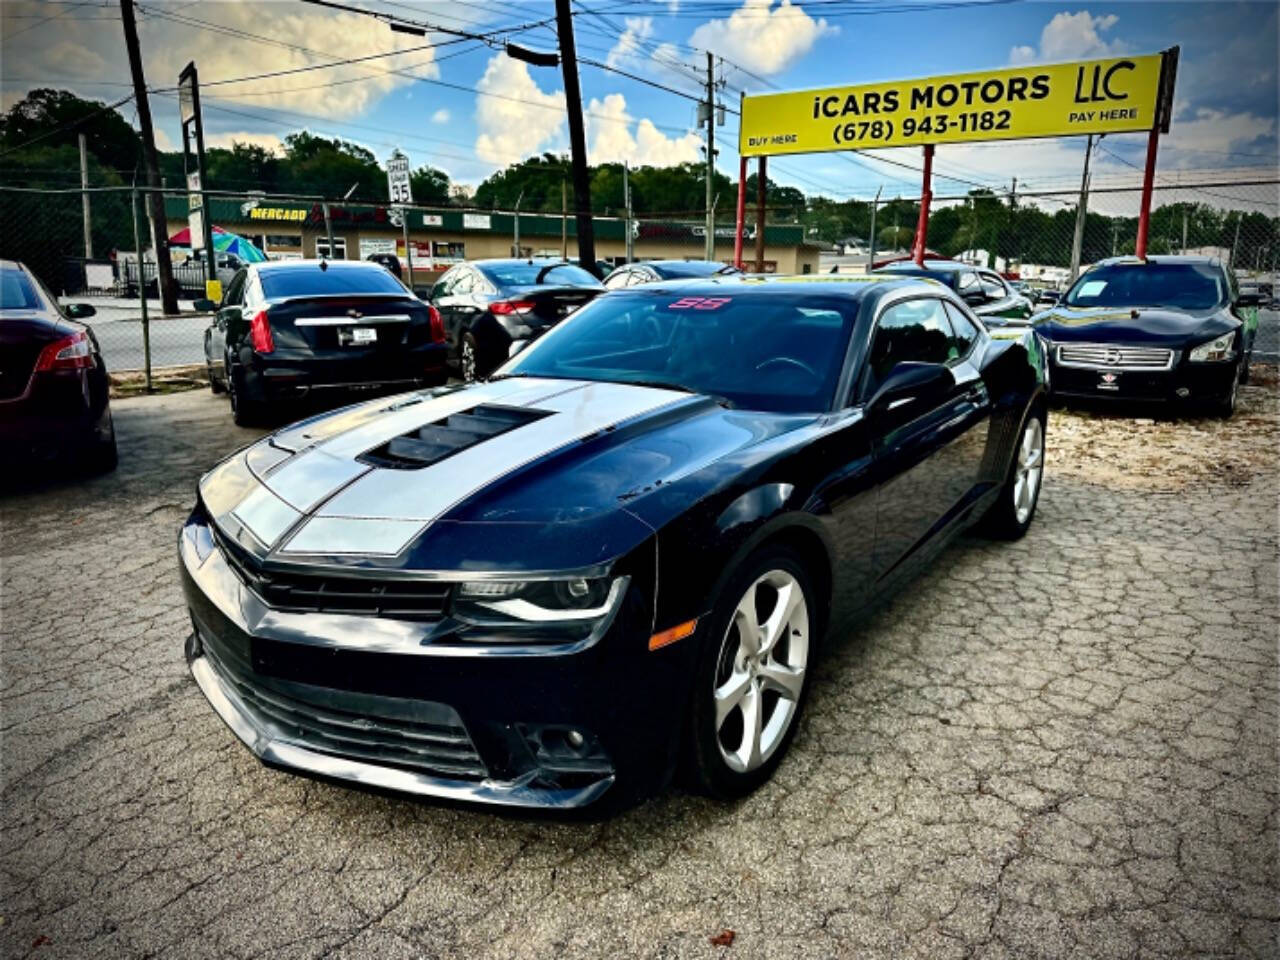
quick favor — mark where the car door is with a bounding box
[862,295,992,583]
[431,267,466,348]
[211,269,247,379]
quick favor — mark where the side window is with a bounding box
[956,271,981,296]
[603,270,630,289]
[432,268,456,299]
[864,298,958,392]
[222,269,247,307]
[980,272,1007,300]
[942,301,981,358]
[451,270,474,295]
[628,270,650,286]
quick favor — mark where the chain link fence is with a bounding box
[2,178,1276,382]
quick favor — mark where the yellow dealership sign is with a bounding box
[739,53,1168,156]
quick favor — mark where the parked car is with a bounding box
[180,274,1048,810]
[365,252,403,280]
[603,260,741,288]
[0,259,116,475]
[1035,289,1062,307]
[1034,255,1261,416]
[875,259,1033,323]
[200,259,448,426]
[429,258,604,382]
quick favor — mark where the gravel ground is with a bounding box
[1,382,1277,959]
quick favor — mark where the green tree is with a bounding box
[410,165,451,205]
[0,88,142,175]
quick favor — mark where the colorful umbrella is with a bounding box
[167,226,267,262]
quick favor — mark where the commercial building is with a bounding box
[163,196,819,283]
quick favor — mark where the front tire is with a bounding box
[687,546,816,800]
[980,406,1045,540]
[1212,362,1240,418]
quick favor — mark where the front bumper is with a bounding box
[1047,353,1237,403]
[180,511,690,809]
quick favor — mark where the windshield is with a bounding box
[0,267,43,310]
[260,265,408,298]
[1063,262,1225,311]
[478,262,600,288]
[500,290,856,412]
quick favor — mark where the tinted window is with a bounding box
[222,270,247,307]
[650,261,732,279]
[1,267,43,310]
[1063,262,1226,311]
[942,301,981,356]
[980,273,1007,299]
[503,291,856,412]
[259,264,407,298]
[865,298,959,389]
[603,270,631,289]
[478,262,600,288]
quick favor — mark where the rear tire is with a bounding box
[84,416,118,475]
[207,357,225,394]
[979,405,1045,540]
[229,365,265,427]
[686,545,816,800]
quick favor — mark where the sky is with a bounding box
[1,0,1276,205]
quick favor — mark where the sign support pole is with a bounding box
[754,156,767,273]
[1134,125,1160,260]
[911,144,934,266]
[734,155,747,270]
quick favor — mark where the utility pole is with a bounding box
[1181,208,1188,254]
[79,134,93,259]
[623,162,634,263]
[561,180,567,259]
[1112,220,1119,256]
[866,186,882,273]
[120,0,178,315]
[554,0,597,276]
[1229,213,1241,268]
[1069,134,1095,281]
[1009,177,1019,269]
[704,51,716,262]
[512,189,524,257]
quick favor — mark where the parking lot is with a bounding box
[2,379,1276,959]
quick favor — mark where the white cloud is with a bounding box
[585,93,703,166]
[689,0,835,76]
[204,131,286,155]
[473,54,564,165]
[1009,10,1125,64]
[0,0,440,121]
[606,16,655,68]
[1162,108,1278,166]
[431,108,451,124]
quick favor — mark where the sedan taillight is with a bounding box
[250,309,275,353]
[34,330,93,372]
[427,304,445,343]
[490,300,535,315]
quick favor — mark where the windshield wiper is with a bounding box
[619,378,735,408]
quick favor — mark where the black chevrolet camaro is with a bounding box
[181,275,1048,810]
[1035,255,1262,416]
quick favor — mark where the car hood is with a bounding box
[1033,304,1233,344]
[200,378,811,573]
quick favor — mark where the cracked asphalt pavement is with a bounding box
[2,381,1277,959]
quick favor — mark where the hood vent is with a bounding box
[357,404,550,470]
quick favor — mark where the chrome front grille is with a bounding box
[1056,343,1175,370]
[199,628,487,780]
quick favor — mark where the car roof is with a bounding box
[467,258,585,267]
[608,273,944,302]
[254,258,386,272]
[1089,255,1225,268]
[880,259,978,273]
[633,260,736,277]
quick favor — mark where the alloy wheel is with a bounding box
[461,337,476,383]
[1013,417,1044,524]
[713,570,809,773]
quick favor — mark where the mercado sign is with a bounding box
[739,53,1168,156]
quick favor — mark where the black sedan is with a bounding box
[180,275,1048,810]
[603,260,741,289]
[429,259,603,382]
[1,259,116,475]
[876,259,1034,323]
[1035,256,1261,416]
[201,259,449,426]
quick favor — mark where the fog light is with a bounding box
[1176,387,1191,398]
[566,729,585,749]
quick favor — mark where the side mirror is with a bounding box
[867,362,954,416]
[193,298,218,312]
[962,290,986,306]
[64,303,96,319]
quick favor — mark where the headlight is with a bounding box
[451,576,628,640]
[1188,331,1236,362]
